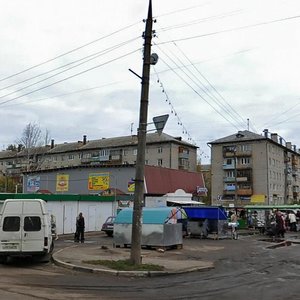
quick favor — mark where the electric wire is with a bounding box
[0,48,141,106]
[154,42,242,131]
[263,100,300,128]
[158,40,246,129]
[0,21,141,83]
[0,36,140,100]
[1,80,126,108]
[171,41,249,129]
[153,2,210,19]
[157,14,300,45]
[157,54,241,132]
[153,69,211,159]
[159,10,243,32]
[152,68,196,145]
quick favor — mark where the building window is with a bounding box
[99,149,109,157]
[133,149,137,155]
[78,153,83,159]
[240,157,250,165]
[158,147,162,153]
[240,144,251,151]
[84,153,91,159]
[225,158,233,165]
[68,154,74,160]
[123,149,128,156]
[145,160,149,165]
[157,159,163,166]
[225,170,235,178]
[61,155,65,161]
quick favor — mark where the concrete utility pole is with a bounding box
[130,0,153,265]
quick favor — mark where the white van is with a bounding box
[0,199,54,263]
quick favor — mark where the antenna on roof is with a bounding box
[131,123,134,136]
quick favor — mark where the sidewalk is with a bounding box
[52,236,215,277]
[53,228,281,277]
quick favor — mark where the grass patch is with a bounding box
[82,259,164,271]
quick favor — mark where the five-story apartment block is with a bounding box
[209,130,300,206]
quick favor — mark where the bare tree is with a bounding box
[16,122,51,171]
[17,122,43,149]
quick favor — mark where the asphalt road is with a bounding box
[0,233,300,299]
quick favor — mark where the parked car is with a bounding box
[101,216,115,237]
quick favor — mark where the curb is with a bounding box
[52,248,214,277]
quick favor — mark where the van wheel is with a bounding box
[36,253,52,263]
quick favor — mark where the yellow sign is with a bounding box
[128,178,135,192]
[88,173,109,191]
[250,194,265,203]
[56,174,69,192]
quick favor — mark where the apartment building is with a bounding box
[0,132,197,178]
[209,130,300,206]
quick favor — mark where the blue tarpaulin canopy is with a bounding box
[183,206,227,220]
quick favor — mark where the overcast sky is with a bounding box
[1,0,300,163]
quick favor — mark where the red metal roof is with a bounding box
[144,165,206,195]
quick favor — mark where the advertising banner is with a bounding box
[56,174,69,192]
[128,178,135,192]
[88,173,109,191]
[27,176,40,192]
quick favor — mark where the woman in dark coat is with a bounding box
[75,212,85,243]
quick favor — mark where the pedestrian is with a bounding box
[288,211,297,232]
[275,211,285,238]
[75,212,85,243]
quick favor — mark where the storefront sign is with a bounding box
[88,173,109,191]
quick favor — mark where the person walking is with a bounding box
[275,211,285,238]
[75,212,85,243]
[288,211,297,232]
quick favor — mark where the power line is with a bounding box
[157,14,300,44]
[159,9,243,32]
[169,40,247,128]
[154,2,210,19]
[155,42,242,131]
[1,80,127,108]
[0,48,141,106]
[0,37,140,100]
[157,54,241,131]
[0,21,141,83]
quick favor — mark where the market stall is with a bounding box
[114,207,184,249]
[183,206,228,239]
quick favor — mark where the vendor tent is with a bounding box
[183,206,228,238]
[114,207,183,248]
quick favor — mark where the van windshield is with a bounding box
[24,217,41,231]
[3,216,20,231]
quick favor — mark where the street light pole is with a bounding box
[130,0,153,265]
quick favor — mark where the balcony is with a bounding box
[179,152,189,159]
[224,176,235,182]
[235,150,252,157]
[81,157,100,164]
[223,188,252,196]
[238,188,252,196]
[236,163,252,169]
[223,163,235,169]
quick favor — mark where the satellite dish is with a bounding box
[150,53,159,65]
